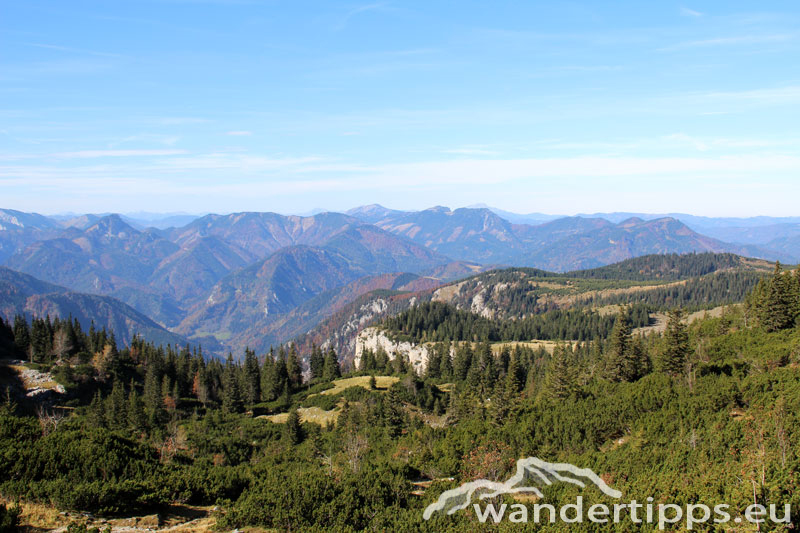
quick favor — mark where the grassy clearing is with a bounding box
[632,305,734,335]
[317,375,399,396]
[490,340,576,355]
[261,405,341,426]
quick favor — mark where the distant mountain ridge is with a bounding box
[1,206,797,357]
[0,267,190,348]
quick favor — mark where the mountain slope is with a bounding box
[375,206,528,263]
[298,253,774,360]
[168,211,360,259]
[527,217,781,271]
[0,267,189,348]
[0,208,63,263]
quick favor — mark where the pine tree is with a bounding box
[439,342,453,380]
[478,342,496,391]
[12,316,30,355]
[498,345,511,377]
[629,335,652,380]
[127,384,147,433]
[323,347,341,382]
[285,407,303,444]
[544,345,576,401]
[661,309,689,377]
[505,353,524,394]
[260,353,278,402]
[452,344,473,382]
[605,307,634,382]
[385,386,403,437]
[275,350,289,395]
[143,361,164,423]
[425,344,442,380]
[106,379,127,429]
[88,390,105,428]
[309,344,325,381]
[221,355,242,414]
[241,348,261,408]
[287,344,303,390]
[763,263,797,332]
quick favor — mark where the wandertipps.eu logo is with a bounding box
[423,457,621,520]
[423,457,792,530]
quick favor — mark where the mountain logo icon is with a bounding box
[423,457,622,520]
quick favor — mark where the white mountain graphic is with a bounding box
[423,457,622,520]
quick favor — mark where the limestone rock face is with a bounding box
[354,327,430,374]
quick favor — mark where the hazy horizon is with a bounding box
[2,2,799,217]
[7,203,800,222]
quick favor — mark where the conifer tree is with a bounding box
[629,335,652,380]
[385,386,403,437]
[452,344,473,382]
[260,353,278,402]
[285,407,303,444]
[127,385,147,433]
[106,379,127,428]
[221,355,242,414]
[605,307,634,382]
[498,345,511,378]
[12,316,30,355]
[425,343,442,380]
[439,342,453,380]
[309,344,325,381]
[374,347,390,373]
[88,390,105,428]
[275,350,289,395]
[661,309,689,377]
[323,347,341,382]
[143,362,163,423]
[478,342,496,391]
[544,345,576,400]
[287,344,303,390]
[763,263,797,332]
[241,348,261,408]
[505,353,524,394]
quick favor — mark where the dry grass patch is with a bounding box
[0,498,62,531]
[261,405,341,426]
[317,375,399,396]
[491,340,576,355]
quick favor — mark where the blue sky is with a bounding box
[1,1,799,216]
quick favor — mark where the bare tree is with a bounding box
[51,328,72,362]
[344,432,369,474]
[36,405,65,436]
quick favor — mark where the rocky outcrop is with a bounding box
[354,327,431,374]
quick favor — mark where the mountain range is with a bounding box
[0,205,797,356]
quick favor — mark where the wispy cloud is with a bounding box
[680,7,703,17]
[21,42,126,59]
[53,149,189,158]
[333,2,389,31]
[157,117,210,126]
[442,147,498,155]
[659,34,793,51]
[225,130,252,136]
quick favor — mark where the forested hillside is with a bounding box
[0,263,798,531]
[298,253,775,362]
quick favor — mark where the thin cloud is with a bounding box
[333,2,389,31]
[659,34,793,51]
[680,7,703,17]
[443,148,499,155]
[53,149,189,158]
[225,131,252,136]
[22,42,127,59]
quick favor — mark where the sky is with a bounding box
[1,1,799,217]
